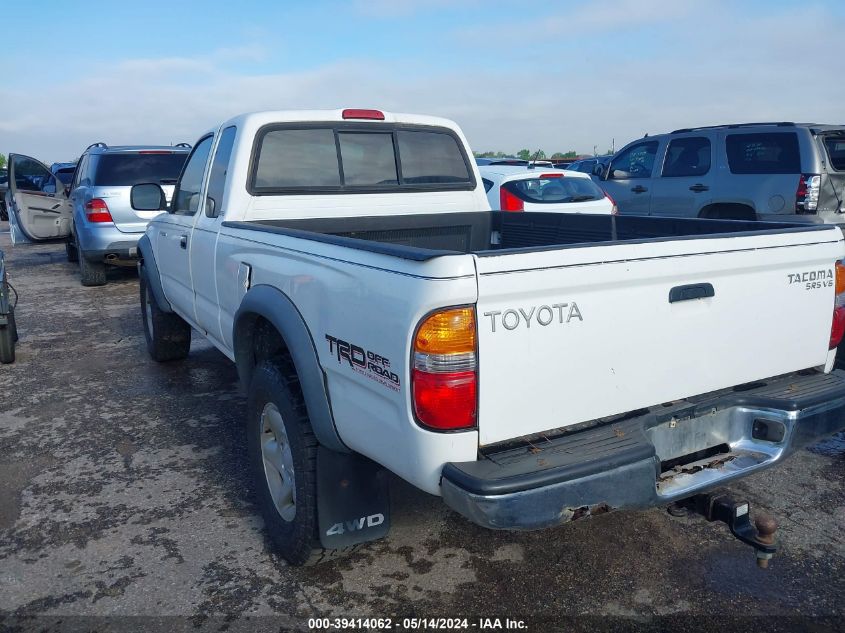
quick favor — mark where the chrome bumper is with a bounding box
[441,370,845,530]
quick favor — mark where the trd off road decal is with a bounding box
[325,335,401,391]
[788,269,834,291]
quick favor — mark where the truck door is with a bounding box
[6,154,72,244]
[156,135,213,325]
[600,140,660,215]
[649,135,714,217]
[191,126,237,347]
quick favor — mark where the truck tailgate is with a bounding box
[474,227,844,446]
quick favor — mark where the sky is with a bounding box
[2,0,844,163]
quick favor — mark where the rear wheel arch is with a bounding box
[233,285,348,453]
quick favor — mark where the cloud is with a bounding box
[1,3,843,162]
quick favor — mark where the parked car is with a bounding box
[6,143,190,286]
[50,161,77,189]
[596,122,845,222]
[476,157,529,166]
[0,168,8,221]
[480,165,616,214]
[134,108,845,568]
[566,155,612,174]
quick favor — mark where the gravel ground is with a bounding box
[0,228,843,632]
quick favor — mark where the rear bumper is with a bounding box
[441,370,845,530]
[75,222,141,261]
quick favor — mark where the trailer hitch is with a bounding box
[674,489,778,568]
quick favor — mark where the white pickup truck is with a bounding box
[134,109,845,566]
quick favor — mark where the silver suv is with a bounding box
[65,142,190,285]
[595,122,845,224]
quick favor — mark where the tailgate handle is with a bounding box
[669,283,715,303]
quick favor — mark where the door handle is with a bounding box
[689,184,709,192]
[669,283,715,303]
[631,185,648,193]
[159,231,167,238]
[179,234,188,249]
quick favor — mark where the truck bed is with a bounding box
[222,211,825,261]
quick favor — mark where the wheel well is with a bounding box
[698,203,757,221]
[240,314,293,381]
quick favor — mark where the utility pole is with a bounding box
[593,145,597,157]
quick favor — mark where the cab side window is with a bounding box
[661,137,711,177]
[172,136,213,216]
[205,127,236,218]
[609,141,659,179]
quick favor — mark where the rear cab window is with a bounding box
[504,175,605,204]
[93,152,189,186]
[725,132,800,174]
[250,123,474,194]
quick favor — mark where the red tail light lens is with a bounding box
[604,190,618,215]
[84,198,113,223]
[412,307,477,431]
[796,173,820,214]
[499,187,524,212]
[830,306,845,349]
[412,369,477,430]
[342,109,385,120]
[539,173,563,179]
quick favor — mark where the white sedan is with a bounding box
[479,165,616,214]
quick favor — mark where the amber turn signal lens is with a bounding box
[414,307,476,355]
[836,262,845,295]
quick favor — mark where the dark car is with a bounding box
[0,168,8,221]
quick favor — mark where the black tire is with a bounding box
[140,272,191,362]
[0,325,14,364]
[699,204,756,222]
[247,359,348,566]
[8,306,17,343]
[65,235,78,263]
[79,251,106,287]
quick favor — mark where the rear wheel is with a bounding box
[247,359,336,566]
[79,251,106,287]
[65,234,78,263]
[0,324,14,364]
[140,272,190,362]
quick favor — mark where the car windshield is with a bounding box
[93,153,188,186]
[504,175,605,203]
[55,169,75,185]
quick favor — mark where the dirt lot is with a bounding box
[1,229,844,631]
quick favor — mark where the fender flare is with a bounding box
[137,234,173,312]
[233,285,348,453]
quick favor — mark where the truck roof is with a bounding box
[213,109,465,135]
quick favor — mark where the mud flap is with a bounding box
[317,446,391,549]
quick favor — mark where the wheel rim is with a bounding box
[260,402,296,521]
[144,285,154,340]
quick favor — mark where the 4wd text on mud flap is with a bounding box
[483,302,583,333]
[325,513,385,536]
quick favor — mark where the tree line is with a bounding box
[474,149,613,160]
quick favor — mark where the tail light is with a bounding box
[830,262,845,349]
[499,187,524,212]
[796,174,821,214]
[539,173,564,179]
[831,263,845,348]
[84,198,113,223]
[412,307,477,431]
[604,190,618,215]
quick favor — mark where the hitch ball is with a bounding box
[754,514,778,569]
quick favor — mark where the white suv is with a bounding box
[596,122,845,224]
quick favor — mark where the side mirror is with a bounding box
[130,183,167,211]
